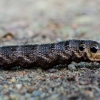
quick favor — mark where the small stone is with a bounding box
[3,84,8,88]
[32,91,42,97]
[38,76,46,81]
[9,77,16,83]
[47,68,57,73]
[9,94,20,100]
[68,64,76,71]
[60,75,64,80]
[50,74,57,80]
[23,84,33,93]
[1,81,8,85]
[27,87,33,93]
[29,97,35,100]
[67,76,75,81]
[15,84,22,90]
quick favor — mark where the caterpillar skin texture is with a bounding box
[0,40,100,69]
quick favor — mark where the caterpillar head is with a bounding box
[78,40,100,62]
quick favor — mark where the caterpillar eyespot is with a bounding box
[90,45,98,53]
[79,44,86,51]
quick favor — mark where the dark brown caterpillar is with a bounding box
[0,40,100,69]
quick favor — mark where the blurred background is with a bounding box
[0,0,100,45]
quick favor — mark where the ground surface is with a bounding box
[0,0,100,100]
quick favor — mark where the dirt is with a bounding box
[0,0,100,100]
